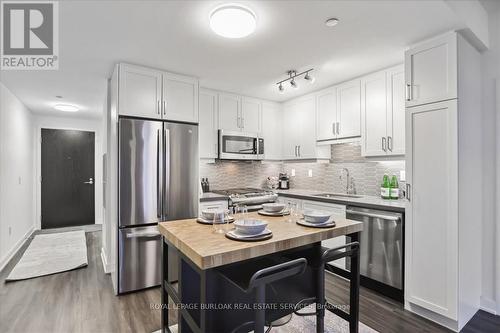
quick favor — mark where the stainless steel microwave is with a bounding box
[218,130,264,160]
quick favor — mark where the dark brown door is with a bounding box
[41,129,95,229]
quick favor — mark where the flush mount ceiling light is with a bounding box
[54,104,79,112]
[276,69,314,93]
[325,17,339,27]
[210,4,256,38]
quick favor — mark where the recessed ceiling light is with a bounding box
[210,4,256,38]
[54,104,79,112]
[325,18,339,27]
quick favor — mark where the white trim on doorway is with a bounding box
[33,115,103,231]
[496,79,500,315]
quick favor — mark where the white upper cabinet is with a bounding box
[405,32,457,107]
[241,97,262,133]
[117,63,199,123]
[199,89,218,159]
[387,66,405,155]
[218,93,241,131]
[261,102,282,160]
[361,65,405,157]
[282,102,299,160]
[163,73,199,123]
[118,64,163,119]
[361,71,387,156]
[316,87,337,141]
[337,79,361,139]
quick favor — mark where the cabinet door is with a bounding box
[316,88,337,141]
[218,93,241,131]
[302,200,347,269]
[241,97,262,133]
[405,100,458,320]
[262,102,282,160]
[387,66,405,155]
[282,103,299,159]
[361,71,387,156]
[199,89,218,159]
[295,96,317,159]
[118,64,163,119]
[337,79,361,139]
[405,33,457,107]
[163,73,199,123]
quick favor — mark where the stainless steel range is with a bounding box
[211,188,277,212]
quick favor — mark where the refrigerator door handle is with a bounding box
[163,128,170,219]
[156,129,161,218]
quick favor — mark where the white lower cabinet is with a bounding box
[302,200,347,269]
[199,200,228,216]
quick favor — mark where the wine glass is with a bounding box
[287,202,297,223]
[236,204,248,221]
[212,210,228,234]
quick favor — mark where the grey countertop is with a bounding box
[275,189,407,212]
[200,192,229,202]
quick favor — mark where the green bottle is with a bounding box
[381,174,390,199]
[390,175,399,200]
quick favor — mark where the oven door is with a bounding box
[218,130,262,160]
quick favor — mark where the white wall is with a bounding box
[33,115,103,229]
[480,5,500,314]
[0,82,35,271]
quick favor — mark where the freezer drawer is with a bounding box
[118,226,161,293]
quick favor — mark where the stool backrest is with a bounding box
[322,242,359,263]
[247,258,307,291]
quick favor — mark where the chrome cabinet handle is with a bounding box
[126,230,161,238]
[406,183,411,201]
[298,145,301,157]
[406,84,412,101]
[83,178,93,185]
[346,210,401,221]
[387,136,393,152]
[336,122,340,135]
[382,137,387,152]
[163,100,166,115]
[157,100,160,114]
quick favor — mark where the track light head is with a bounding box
[290,79,298,89]
[304,72,315,84]
[278,83,285,94]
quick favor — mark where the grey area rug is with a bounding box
[154,305,378,333]
[6,230,88,281]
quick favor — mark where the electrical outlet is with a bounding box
[400,170,406,182]
[308,169,313,177]
[291,169,296,177]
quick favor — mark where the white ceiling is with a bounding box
[0,0,465,119]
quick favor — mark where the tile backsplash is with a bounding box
[200,143,405,197]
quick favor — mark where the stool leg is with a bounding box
[316,266,325,333]
[349,234,360,333]
[254,286,266,333]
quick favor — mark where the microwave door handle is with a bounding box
[253,137,258,154]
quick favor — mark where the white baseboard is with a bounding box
[101,247,111,274]
[480,296,497,315]
[0,227,35,273]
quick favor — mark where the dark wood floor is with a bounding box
[1,231,498,333]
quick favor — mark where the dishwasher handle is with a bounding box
[346,209,401,222]
[125,230,161,239]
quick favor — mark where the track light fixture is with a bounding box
[276,69,314,93]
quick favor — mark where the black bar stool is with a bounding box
[293,242,360,333]
[222,258,308,333]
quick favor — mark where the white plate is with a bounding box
[196,216,234,224]
[297,218,336,228]
[258,209,290,216]
[227,228,272,238]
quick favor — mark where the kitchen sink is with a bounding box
[313,193,363,199]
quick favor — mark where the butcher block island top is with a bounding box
[158,212,363,270]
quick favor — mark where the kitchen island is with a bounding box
[158,212,363,333]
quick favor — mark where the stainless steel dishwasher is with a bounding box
[345,206,403,300]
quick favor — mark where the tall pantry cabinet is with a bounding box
[404,32,482,331]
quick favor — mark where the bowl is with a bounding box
[303,210,331,224]
[233,219,268,235]
[201,208,224,220]
[262,203,286,213]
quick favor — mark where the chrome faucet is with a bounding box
[340,168,356,195]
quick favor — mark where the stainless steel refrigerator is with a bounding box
[118,118,198,294]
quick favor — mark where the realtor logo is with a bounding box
[1,1,58,70]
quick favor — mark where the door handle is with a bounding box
[336,122,340,135]
[406,183,411,201]
[163,100,166,116]
[346,210,401,221]
[164,128,170,219]
[406,84,412,101]
[157,129,161,218]
[294,145,298,157]
[157,100,160,114]
[126,230,161,238]
[382,137,387,152]
[83,178,93,185]
[387,136,393,152]
[298,145,301,157]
